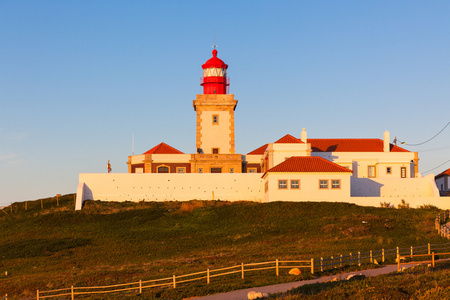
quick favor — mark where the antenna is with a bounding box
[213,30,217,49]
[132,133,134,156]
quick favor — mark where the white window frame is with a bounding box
[278,180,288,189]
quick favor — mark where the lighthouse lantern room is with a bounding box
[201,49,230,94]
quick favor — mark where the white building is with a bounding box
[76,49,442,210]
[435,168,450,196]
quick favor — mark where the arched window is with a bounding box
[157,166,169,173]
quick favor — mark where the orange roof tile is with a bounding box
[435,168,450,179]
[309,138,410,153]
[247,144,268,155]
[275,134,303,143]
[266,156,353,174]
[247,136,410,156]
[143,142,184,154]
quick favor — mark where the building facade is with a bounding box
[77,48,441,210]
[435,168,450,196]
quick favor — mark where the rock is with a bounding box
[401,266,409,271]
[346,273,365,281]
[329,276,339,282]
[289,268,302,275]
[247,291,268,300]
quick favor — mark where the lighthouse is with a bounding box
[191,49,242,173]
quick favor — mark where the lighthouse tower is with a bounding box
[190,49,242,173]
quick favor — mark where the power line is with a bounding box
[422,159,450,175]
[398,121,450,146]
[419,145,450,152]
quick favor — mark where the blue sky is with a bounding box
[1,1,449,206]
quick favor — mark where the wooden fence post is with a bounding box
[382,249,385,263]
[358,252,361,266]
[173,275,176,289]
[340,254,343,268]
[37,290,39,300]
[331,256,333,268]
[350,253,352,266]
[320,257,323,272]
[428,243,431,255]
[432,252,435,267]
[311,258,314,274]
[139,280,142,293]
[397,253,400,272]
[370,250,373,263]
[276,259,279,276]
[241,263,244,279]
[397,247,399,258]
[207,269,210,284]
[56,194,61,206]
[71,286,74,300]
[410,246,413,256]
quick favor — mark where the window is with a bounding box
[368,166,376,178]
[157,166,169,173]
[265,181,269,193]
[291,180,300,189]
[177,167,185,173]
[211,167,222,173]
[230,168,234,173]
[331,180,341,189]
[248,168,257,173]
[212,148,219,154]
[401,167,407,178]
[212,115,219,125]
[386,167,392,174]
[278,180,288,189]
[319,180,328,189]
[199,168,203,173]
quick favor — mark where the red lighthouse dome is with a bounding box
[201,49,230,94]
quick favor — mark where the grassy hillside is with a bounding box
[0,195,448,299]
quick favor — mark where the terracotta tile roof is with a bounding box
[143,142,184,154]
[247,135,410,155]
[266,156,353,174]
[435,168,450,179]
[275,134,303,143]
[308,138,410,153]
[247,144,268,155]
[247,134,302,155]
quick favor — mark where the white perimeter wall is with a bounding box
[350,174,439,198]
[76,173,447,210]
[77,173,264,209]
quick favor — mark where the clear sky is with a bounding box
[1,1,450,206]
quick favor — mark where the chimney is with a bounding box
[301,128,307,143]
[383,130,390,152]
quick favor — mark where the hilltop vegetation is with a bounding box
[0,195,447,299]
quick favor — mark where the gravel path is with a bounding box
[193,262,426,300]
